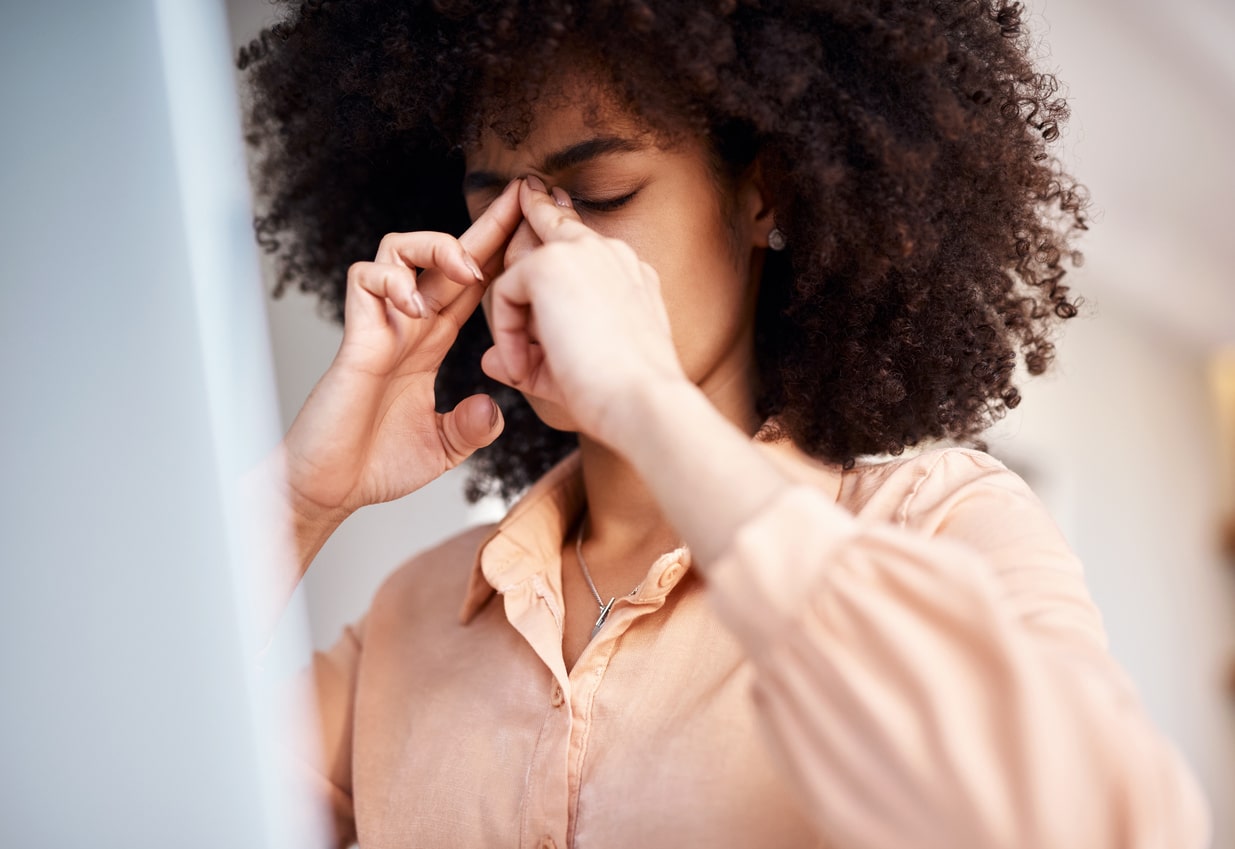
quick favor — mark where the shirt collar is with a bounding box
[458,431,845,625]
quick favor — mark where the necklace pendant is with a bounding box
[590,597,616,640]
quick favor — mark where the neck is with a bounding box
[576,344,761,567]
[576,437,675,560]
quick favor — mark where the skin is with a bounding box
[249,66,797,672]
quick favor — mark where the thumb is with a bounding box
[438,393,503,467]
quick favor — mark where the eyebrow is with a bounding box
[462,136,647,195]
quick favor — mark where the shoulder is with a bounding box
[839,446,1018,519]
[824,446,1103,649]
[838,446,1073,557]
[365,522,499,626]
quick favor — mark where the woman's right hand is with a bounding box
[279,178,524,539]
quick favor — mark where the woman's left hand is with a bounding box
[481,177,690,445]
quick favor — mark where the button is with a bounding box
[550,683,564,707]
[539,837,557,849]
[657,562,683,589]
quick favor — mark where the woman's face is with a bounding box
[462,69,774,432]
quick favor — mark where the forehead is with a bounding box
[464,66,658,171]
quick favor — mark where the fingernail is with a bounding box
[525,174,547,193]
[409,290,428,317]
[464,253,485,281]
[550,186,573,208]
[489,400,501,429]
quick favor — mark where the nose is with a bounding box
[503,217,542,270]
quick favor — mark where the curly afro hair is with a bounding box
[237,0,1087,502]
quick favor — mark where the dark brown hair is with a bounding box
[238,0,1087,501]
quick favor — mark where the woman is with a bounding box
[238,1,1211,847]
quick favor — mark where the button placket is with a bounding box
[520,672,572,849]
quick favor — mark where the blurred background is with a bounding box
[1,0,1230,846]
[226,0,1235,840]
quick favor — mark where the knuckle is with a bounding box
[378,270,399,301]
[433,235,459,265]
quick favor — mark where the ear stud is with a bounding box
[768,227,787,251]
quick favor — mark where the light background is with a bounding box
[226,0,1235,843]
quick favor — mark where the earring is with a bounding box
[767,227,787,251]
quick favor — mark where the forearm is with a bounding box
[605,377,793,567]
[237,443,348,642]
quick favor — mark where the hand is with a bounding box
[280,178,523,532]
[481,178,690,446]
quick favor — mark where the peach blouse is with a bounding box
[272,440,1211,849]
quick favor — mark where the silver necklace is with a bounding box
[574,515,642,640]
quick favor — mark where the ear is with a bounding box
[736,158,778,249]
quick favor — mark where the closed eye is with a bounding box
[573,190,638,213]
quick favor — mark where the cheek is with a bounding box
[645,217,749,309]
[639,217,754,373]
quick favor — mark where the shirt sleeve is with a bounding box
[262,616,367,849]
[705,448,1212,849]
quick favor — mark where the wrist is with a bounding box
[595,377,794,568]
[238,444,349,642]
[598,374,704,460]
[287,495,348,559]
[243,443,350,568]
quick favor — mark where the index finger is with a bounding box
[519,177,594,243]
[417,177,524,315]
[458,177,525,276]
